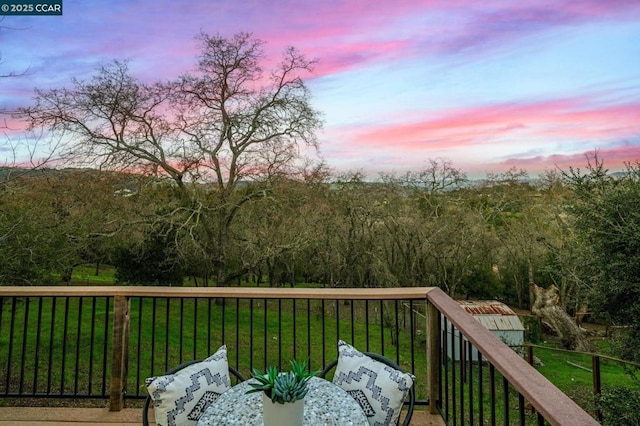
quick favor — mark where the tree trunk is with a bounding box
[529,283,594,352]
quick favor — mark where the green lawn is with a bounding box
[532,342,640,417]
[68,265,116,284]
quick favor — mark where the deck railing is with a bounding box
[0,286,597,425]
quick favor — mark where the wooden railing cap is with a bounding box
[0,285,436,300]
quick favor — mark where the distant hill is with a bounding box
[0,167,91,179]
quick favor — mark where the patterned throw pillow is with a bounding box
[332,340,415,426]
[145,345,232,426]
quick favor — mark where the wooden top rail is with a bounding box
[0,285,435,300]
[427,287,598,426]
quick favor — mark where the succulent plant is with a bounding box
[246,359,317,404]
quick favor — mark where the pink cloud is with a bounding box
[13,0,639,88]
[498,144,640,173]
[0,116,27,135]
[345,98,640,151]
[318,96,640,177]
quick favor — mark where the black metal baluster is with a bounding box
[164,298,170,371]
[478,350,484,425]
[519,392,526,426]
[262,298,267,368]
[292,299,297,361]
[436,311,441,413]
[489,364,496,425]
[74,297,83,395]
[207,298,212,355]
[450,321,457,426]
[5,297,16,395]
[278,299,283,371]
[135,297,142,397]
[321,299,326,368]
[47,297,56,394]
[101,297,110,396]
[365,300,370,352]
[235,298,240,368]
[442,317,449,422]
[409,300,415,374]
[379,300,384,353]
[394,300,400,365]
[151,298,157,376]
[306,299,311,369]
[33,297,43,394]
[179,298,184,363]
[336,299,340,344]
[19,297,30,394]
[0,296,4,394]
[503,376,509,425]
[436,310,442,412]
[60,297,69,395]
[350,299,355,344]
[459,329,464,425]
[193,298,198,360]
[221,297,227,349]
[88,297,97,395]
[468,340,473,425]
[249,298,254,372]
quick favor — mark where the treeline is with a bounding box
[2,158,639,361]
[0,160,621,301]
[0,163,543,297]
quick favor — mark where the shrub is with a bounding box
[597,385,640,426]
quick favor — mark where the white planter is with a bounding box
[262,393,304,426]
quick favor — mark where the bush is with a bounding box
[597,385,640,426]
[112,231,185,286]
[521,315,542,343]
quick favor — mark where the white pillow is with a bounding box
[145,345,232,426]
[332,340,415,426]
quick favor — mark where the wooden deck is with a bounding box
[0,406,445,425]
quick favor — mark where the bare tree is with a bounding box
[530,282,594,352]
[16,32,322,285]
[0,17,30,78]
[403,158,467,195]
[0,16,44,170]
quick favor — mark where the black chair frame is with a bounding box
[142,360,245,426]
[319,351,415,426]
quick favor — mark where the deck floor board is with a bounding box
[0,406,445,425]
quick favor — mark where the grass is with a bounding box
[536,343,638,388]
[532,341,640,416]
[68,265,116,285]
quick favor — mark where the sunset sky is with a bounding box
[2,0,640,178]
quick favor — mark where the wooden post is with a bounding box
[109,295,130,411]
[427,301,440,414]
[527,345,534,365]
